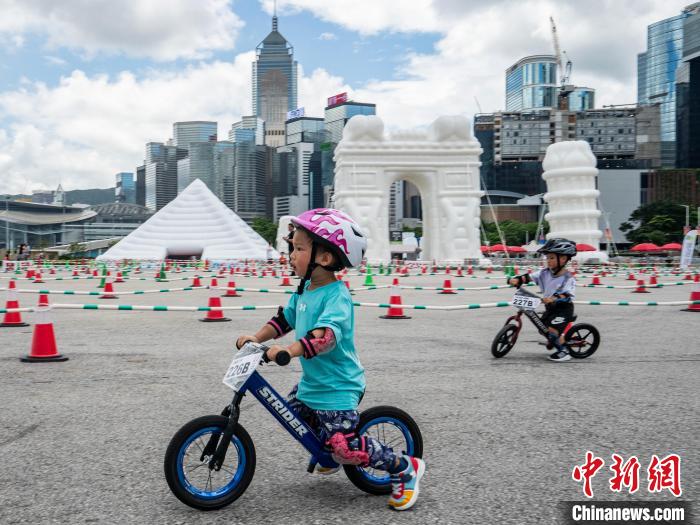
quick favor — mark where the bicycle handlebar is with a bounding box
[257,344,291,366]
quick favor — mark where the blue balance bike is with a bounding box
[164,342,423,510]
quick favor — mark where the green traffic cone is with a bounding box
[363,272,375,286]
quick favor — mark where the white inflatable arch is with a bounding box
[333,115,484,263]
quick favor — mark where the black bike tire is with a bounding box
[344,406,423,495]
[565,323,600,359]
[491,323,518,358]
[164,415,256,511]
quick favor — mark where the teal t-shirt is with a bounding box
[283,280,366,410]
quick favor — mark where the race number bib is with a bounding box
[223,349,262,391]
[511,293,541,310]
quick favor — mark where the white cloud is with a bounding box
[318,32,337,41]
[43,55,67,66]
[0,53,255,194]
[0,0,244,61]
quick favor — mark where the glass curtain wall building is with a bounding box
[252,14,298,147]
[173,121,217,149]
[638,3,700,167]
[505,55,558,111]
[144,142,187,210]
[115,172,135,203]
[230,119,267,222]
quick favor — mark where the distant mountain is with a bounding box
[64,188,116,205]
[3,187,116,205]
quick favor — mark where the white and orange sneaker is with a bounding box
[387,456,425,511]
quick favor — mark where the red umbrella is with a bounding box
[660,243,682,251]
[630,243,661,252]
[489,244,508,252]
[480,245,490,253]
[507,246,526,253]
[576,243,596,252]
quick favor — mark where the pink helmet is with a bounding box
[291,208,367,268]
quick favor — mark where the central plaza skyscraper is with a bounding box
[252,12,298,147]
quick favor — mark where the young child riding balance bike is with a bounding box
[236,209,426,511]
[509,238,577,362]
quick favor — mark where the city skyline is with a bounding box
[0,0,693,194]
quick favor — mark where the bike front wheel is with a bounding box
[164,415,256,510]
[565,323,600,359]
[344,405,423,495]
[491,323,519,358]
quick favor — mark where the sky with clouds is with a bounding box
[0,0,692,194]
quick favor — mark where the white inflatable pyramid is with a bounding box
[97,179,278,261]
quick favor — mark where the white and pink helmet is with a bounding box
[291,208,367,268]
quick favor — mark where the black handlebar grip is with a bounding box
[275,350,291,366]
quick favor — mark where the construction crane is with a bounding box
[550,16,574,109]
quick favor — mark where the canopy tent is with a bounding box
[97,179,278,261]
[630,243,661,252]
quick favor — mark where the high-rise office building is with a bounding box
[676,9,700,168]
[638,3,700,167]
[173,121,217,150]
[135,165,145,206]
[144,142,187,210]
[230,117,268,222]
[252,13,298,147]
[115,172,135,203]
[505,56,558,111]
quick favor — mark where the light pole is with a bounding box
[680,204,690,235]
[4,196,9,254]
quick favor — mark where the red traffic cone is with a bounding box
[221,281,240,297]
[379,284,411,320]
[200,295,231,322]
[439,279,457,294]
[445,267,451,274]
[72,269,79,277]
[38,293,49,306]
[627,273,635,281]
[649,274,658,285]
[456,267,464,277]
[21,305,68,362]
[1,281,30,327]
[25,269,34,279]
[632,279,650,293]
[421,266,427,274]
[115,271,125,283]
[33,272,44,284]
[210,277,219,288]
[191,276,202,287]
[683,284,700,312]
[486,266,493,274]
[684,273,693,281]
[100,281,117,299]
[695,274,700,283]
[591,275,602,285]
[280,273,292,286]
[49,268,56,275]
[467,266,474,276]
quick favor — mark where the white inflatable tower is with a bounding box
[542,141,607,263]
[333,115,485,263]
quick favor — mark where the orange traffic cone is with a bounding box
[20,304,68,362]
[439,279,457,294]
[280,272,293,286]
[683,283,700,312]
[101,281,117,299]
[632,279,650,293]
[200,295,231,322]
[379,283,411,319]
[221,281,240,297]
[1,281,29,327]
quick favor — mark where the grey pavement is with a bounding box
[0,269,698,524]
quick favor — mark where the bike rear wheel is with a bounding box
[164,415,256,510]
[344,406,423,495]
[491,323,519,358]
[565,323,600,359]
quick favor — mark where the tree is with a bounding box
[481,221,546,246]
[251,217,277,246]
[619,201,697,244]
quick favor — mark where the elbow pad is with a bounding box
[267,306,292,338]
[300,327,336,359]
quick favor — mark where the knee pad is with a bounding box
[327,432,369,467]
